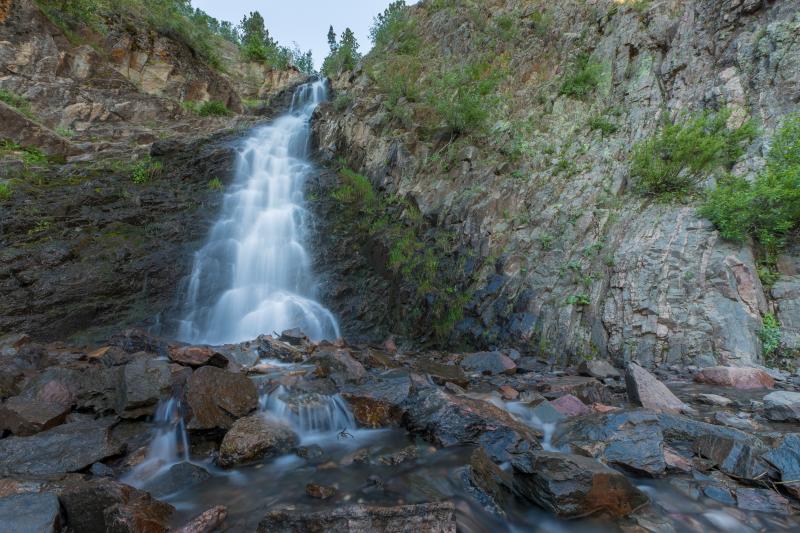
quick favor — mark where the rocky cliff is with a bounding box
[311,0,800,367]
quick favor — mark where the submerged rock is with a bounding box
[511,451,649,518]
[735,488,791,515]
[218,414,299,467]
[143,462,211,498]
[625,363,686,413]
[764,391,800,422]
[186,366,258,430]
[257,502,456,533]
[305,483,336,499]
[694,366,775,390]
[0,492,62,532]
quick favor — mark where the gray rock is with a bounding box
[763,433,800,500]
[341,370,411,427]
[695,393,733,407]
[309,348,366,386]
[764,391,800,422]
[693,433,769,481]
[461,351,517,376]
[118,358,172,418]
[625,363,686,413]
[218,414,299,467]
[143,462,211,498]
[0,492,62,533]
[0,396,69,436]
[577,359,620,379]
[736,488,791,515]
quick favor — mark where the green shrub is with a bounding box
[566,294,591,306]
[427,60,503,135]
[131,157,163,184]
[331,168,375,208]
[760,313,782,359]
[208,178,224,191]
[632,109,756,198]
[559,53,602,99]
[700,113,800,256]
[333,93,354,112]
[197,101,230,117]
[0,182,11,200]
[370,1,418,54]
[588,115,619,135]
[0,89,35,120]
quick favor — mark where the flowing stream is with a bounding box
[177,80,339,345]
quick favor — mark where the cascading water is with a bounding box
[261,385,356,435]
[177,80,340,345]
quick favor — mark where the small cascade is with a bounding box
[261,385,356,435]
[123,398,190,487]
[504,401,559,452]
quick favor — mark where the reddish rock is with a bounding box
[625,363,686,413]
[36,379,74,407]
[186,367,258,430]
[176,506,228,533]
[591,403,620,414]
[663,447,692,473]
[499,385,519,401]
[694,366,775,390]
[305,483,336,499]
[218,415,298,467]
[550,394,591,417]
[309,348,366,386]
[0,396,69,436]
[537,376,610,404]
[169,346,229,368]
[341,371,410,428]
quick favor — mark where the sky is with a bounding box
[193,0,420,69]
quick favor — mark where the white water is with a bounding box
[261,385,356,435]
[178,80,340,345]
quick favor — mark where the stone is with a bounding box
[376,445,421,466]
[550,394,591,417]
[37,379,74,407]
[465,446,513,514]
[498,385,519,401]
[528,400,567,425]
[703,485,736,506]
[118,358,172,418]
[713,412,758,431]
[341,370,411,428]
[461,351,517,376]
[537,376,611,404]
[169,346,229,368]
[404,388,539,463]
[305,483,336,499]
[591,403,620,413]
[143,462,211,498]
[0,492,62,533]
[577,359,621,379]
[625,363,686,413]
[175,505,228,533]
[186,366,258,430]
[0,101,74,156]
[0,419,124,476]
[696,393,733,407]
[554,410,666,476]
[663,448,692,472]
[693,433,769,480]
[218,414,299,467]
[296,444,325,461]
[0,396,69,436]
[60,478,174,533]
[279,328,309,346]
[412,360,468,388]
[735,488,791,515]
[511,451,649,518]
[257,502,456,533]
[763,433,800,500]
[694,366,775,390]
[763,391,800,422]
[310,348,366,386]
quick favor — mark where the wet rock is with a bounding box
[764,391,800,422]
[305,483,336,499]
[696,393,733,407]
[578,359,621,379]
[0,419,123,476]
[663,447,693,473]
[693,433,769,480]
[169,346,229,368]
[0,492,62,532]
[340,448,370,466]
[341,370,411,428]
[537,376,611,404]
[694,366,775,390]
[713,412,759,431]
[91,462,115,477]
[310,348,366,386]
[412,360,468,388]
[736,488,791,515]
[703,485,736,505]
[257,502,456,533]
[59,478,174,533]
[279,328,310,347]
[625,363,686,413]
[465,446,513,515]
[528,400,566,425]
[176,505,228,533]
[143,462,211,498]
[186,366,258,430]
[550,394,591,417]
[498,385,519,401]
[218,414,299,467]
[511,451,649,518]
[118,358,172,419]
[377,445,421,466]
[763,434,800,500]
[0,396,69,436]
[461,351,517,376]
[554,410,666,476]
[296,444,324,461]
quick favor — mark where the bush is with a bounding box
[332,93,354,112]
[370,1,417,54]
[700,113,800,253]
[0,182,11,200]
[208,178,224,191]
[331,168,375,208]
[427,60,503,135]
[559,53,602,99]
[0,89,35,120]
[131,157,163,184]
[197,101,230,117]
[631,109,756,198]
[760,313,782,359]
[588,116,619,135]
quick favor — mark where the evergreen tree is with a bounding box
[327,25,338,52]
[322,27,361,77]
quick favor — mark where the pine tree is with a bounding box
[327,25,338,52]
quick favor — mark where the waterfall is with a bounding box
[177,80,340,345]
[261,385,356,436]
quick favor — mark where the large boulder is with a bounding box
[0,419,124,476]
[309,348,366,386]
[169,346,229,368]
[186,367,258,430]
[625,363,686,413]
[763,391,800,422]
[118,358,172,419]
[218,414,298,467]
[536,376,611,404]
[341,370,411,428]
[693,433,769,480]
[577,359,620,379]
[694,366,775,390]
[511,451,649,518]
[465,447,514,515]
[0,492,62,532]
[257,502,456,533]
[0,396,69,436]
[460,351,517,376]
[763,433,800,500]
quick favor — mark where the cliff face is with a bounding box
[311,0,800,366]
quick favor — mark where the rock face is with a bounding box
[218,415,299,467]
[625,363,686,413]
[186,367,258,430]
[0,492,62,532]
[257,502,457,533]
[764,391,800,422]
[694,366,775,389]
[512,451,649,518]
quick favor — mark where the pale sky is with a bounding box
[193,0,420,69]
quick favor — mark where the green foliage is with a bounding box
[588,115,619,135]
[700,113,800,260]
[208,177,224,191]
[632,109,756,198]
[322,27,361,77]
[331,167,376,207]
[566,294,591,306]
[559,53,602,99]
[333,93,354,112]
[760,313,782,359]
[131,156,163,184]
[0,182,11,200]
[370,1,417,54]
[0,89,35,120]
[197,100,230,117]
[427,60,503,135]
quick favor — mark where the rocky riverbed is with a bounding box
[1,329,800,531]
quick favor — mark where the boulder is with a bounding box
[695,393,733,407]
[0,492,62,532]
[460,351,517,376]
[536,376,611,404]
[550,394,591,417]
[59,478,174,533]
[553,410,666,476]
[341,370,411,428]
[577,359,621,379]
[186,367,258,430]
[511,451,649,518]
[279,328,310,347]
[404,388,539,463]
[176,505,228,533]
[309,348,366,386]
[412,360,468,388]
[169,346,229,368]
[465,447,513,514]
[118,358,172,418]
[257,502,456,533]
[218,414,298,467]
[763,391,800,422]
[0,396,69,436]
[498,385,519,401]
[693,433,769,480]
[763,434,800,500]
[694,366,775,390]
[625,363,686,413]
[0,419,124,476]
